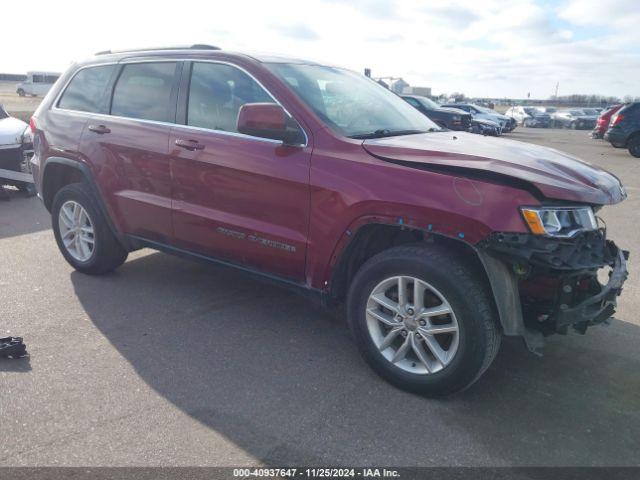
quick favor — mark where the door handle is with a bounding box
[88,124,111,134]
[175,139,205,151]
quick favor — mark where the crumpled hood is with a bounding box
[0,117,28,146]
[362,131,626,205]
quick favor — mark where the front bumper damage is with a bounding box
[477,230,629,354]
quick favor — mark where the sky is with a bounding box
[2,0,639,99]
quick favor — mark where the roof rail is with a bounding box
[95,44,220,55]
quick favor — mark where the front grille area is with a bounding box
[0,147,23,170]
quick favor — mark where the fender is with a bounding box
[325,215,536,351]
[42,156,132,250]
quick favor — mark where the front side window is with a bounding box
[187,62,272,132]
[403,97,420,108]
[58,65,116,113]
[418,97,440,110]
[267,63,437,138]
[111,62,177,122]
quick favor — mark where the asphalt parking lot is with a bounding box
[1,129,639,467]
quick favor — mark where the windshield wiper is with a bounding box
[348,129,428,139]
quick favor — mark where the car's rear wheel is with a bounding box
[347,245,501,396]
[17,89,25,97]
[628,135,640,158]
[52,183,128,274]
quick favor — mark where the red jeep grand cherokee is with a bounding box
[30,46,629,395]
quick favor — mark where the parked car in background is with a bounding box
[469,117,501,136]
[605,102,640,157]
[30,46,629,396]
[592,104,623,139]
[16,71,61,97]
[551,109,598,129]
[441,103,515,132]
[537,106,557,114]
[505,106,551,128]
[0,105,34,193]
[401,95,472,131]
[582,108,600,117]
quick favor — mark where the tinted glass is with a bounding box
[187,62,272,132]
[267,63,437,137]
[418,97,440,109]
[111,63,177,122]
[58,65,116,113]
[403,97,420,107]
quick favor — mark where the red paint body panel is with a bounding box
[361,131,625,205]
[80,116,173,243]
[169,125,311,281]
[304,129,537,287]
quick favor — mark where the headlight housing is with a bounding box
[521,206,598,237]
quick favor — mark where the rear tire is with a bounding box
[52,182,128,274]
[347,244,501,396]
[628,135,640,158]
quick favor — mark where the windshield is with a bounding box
[266,63,438,138]
[416,96,440,109]
[476,105,495,114]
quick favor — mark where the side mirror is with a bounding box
[237,103,301,145]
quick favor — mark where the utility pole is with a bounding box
[554,82,559,98]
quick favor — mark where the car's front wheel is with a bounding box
[52,183,128,274]
[347,245,501,396]
[17,89,25,97]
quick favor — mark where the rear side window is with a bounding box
[187,62,272,132]
[58,65,116,113]
[111,62,177,122]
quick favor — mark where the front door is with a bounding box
[169,61,311,281]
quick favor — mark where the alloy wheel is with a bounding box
[366,276,460,375]
[58,200,95,262]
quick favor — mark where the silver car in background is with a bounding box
[551,109,598,129]
[0,105,34,194]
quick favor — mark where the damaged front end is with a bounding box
[477,228,629,354]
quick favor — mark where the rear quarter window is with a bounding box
[111,62,177,122]
[57,65,116,113]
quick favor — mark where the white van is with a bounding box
[16,71,61,97]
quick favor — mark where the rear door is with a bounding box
[169,61,311,281]
[78,61,180,243]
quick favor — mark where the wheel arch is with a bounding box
[327,220,530,347]
[42,157,131,250]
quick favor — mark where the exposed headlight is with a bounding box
[520,206,598,237]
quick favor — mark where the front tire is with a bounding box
[52,183,128,274]
[347,245,501,396]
